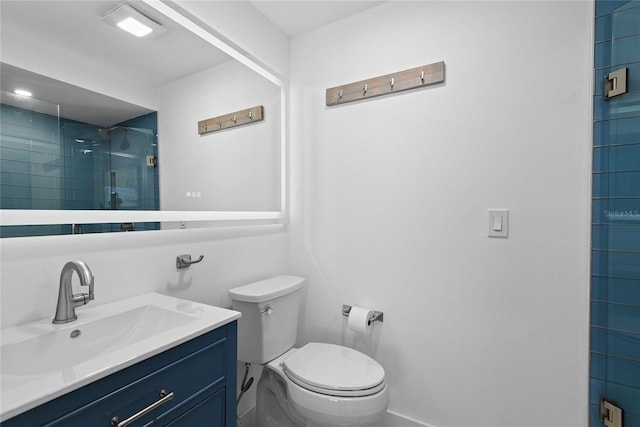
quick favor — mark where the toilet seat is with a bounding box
[282,343,386,397]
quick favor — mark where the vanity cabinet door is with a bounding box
[49,338,226,426]
[165,388,225,427]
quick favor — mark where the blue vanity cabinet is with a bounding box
[2,321,237,427]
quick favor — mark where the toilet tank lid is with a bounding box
[228,275,305,303]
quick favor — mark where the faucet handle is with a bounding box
[72,293,93,305]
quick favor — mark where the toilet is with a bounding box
[228,275,389,427]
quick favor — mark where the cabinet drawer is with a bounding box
[49,338,226,427]
[165,388,224,427]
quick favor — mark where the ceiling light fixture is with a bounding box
[118,16,152,37]
[14,89,32,97]
[102,4,165,38]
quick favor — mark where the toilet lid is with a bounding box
[282,343,385,397]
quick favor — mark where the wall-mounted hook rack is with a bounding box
[326,61,444,106]
[198,105,264,135]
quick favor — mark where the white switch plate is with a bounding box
[488,209,509,238]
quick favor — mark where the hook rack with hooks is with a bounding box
[198,105,264,135]
[326,61,445,106]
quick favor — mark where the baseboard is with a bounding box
[237,406,433,427]
[384,410,435,427]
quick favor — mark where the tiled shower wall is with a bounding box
[591,0,640,425]
[1,104,67,236]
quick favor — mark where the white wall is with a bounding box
[289,2,593,426]
[0,226,288,328]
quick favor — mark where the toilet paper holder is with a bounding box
[342,304,384,325]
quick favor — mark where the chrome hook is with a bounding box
[176,254,205,269]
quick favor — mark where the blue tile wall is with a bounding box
[594,116,640,146]
[0,104,159,236]
[591,1,640,424]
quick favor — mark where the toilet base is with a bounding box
[255,358,388,427]
[256,368,303,427]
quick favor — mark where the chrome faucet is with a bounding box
[52,261,95,324]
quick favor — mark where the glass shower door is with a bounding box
[61,123,159,233]
[591,1,640,426]
[102,126,159,212]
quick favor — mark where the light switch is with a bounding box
[488,209,508,238]
[492,215,503,231]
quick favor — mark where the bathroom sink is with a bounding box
[2,305,194,376]
[0,292,240,421]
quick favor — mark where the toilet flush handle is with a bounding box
[260,306,273,316]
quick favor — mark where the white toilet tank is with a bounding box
[229,275,305,364]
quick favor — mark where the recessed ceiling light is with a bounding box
[14,89,32,97]
[102,4,165,38]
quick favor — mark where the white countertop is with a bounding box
[0,293,240,422]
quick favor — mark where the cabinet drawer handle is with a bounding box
[111,389,174,427]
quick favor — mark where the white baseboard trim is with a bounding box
[237,405,434,427]
[385,410,435,427]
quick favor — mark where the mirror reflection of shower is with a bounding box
[63,118,159,212]
[96,126,131,151]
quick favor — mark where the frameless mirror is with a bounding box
[0,0,285,237]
